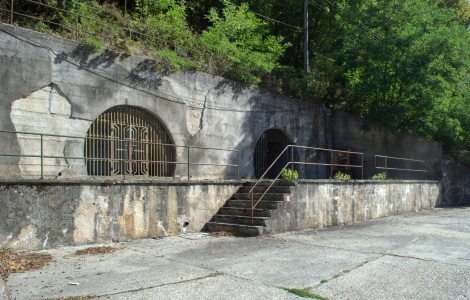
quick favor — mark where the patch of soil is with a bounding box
[75,246,116,256]
[211,231,240,237]
[0,249,53,280]
[52,297,95,300]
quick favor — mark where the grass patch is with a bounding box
[282,288,330,300]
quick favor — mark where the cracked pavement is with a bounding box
[4,207,470,299]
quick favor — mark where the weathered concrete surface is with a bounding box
[4,207,470,299]
[0,24,442,180]
[441,159,470,206]
[0,180,239,250]
[268,180,441,233]
[0,180,440,250]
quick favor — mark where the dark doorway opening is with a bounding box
[254,129,293,179]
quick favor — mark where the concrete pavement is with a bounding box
[4,207,470,299]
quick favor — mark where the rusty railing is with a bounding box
[248,145,364,222]
[374,155,427,177]
[0,129,239,180]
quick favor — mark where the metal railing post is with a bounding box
[290,146,294,171]
[385,157,388,178]
[330,152,333,178]
[187,147,190,180]
[10,0,13,25]
[361,153,364,179]
[123,144,127,180]
[40,134,43,179]
[251,193,254,223]
[237,151,240,179]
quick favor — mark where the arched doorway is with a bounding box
[84,105,175,177]
[254,129,293,178]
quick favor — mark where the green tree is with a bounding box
[199,2,288,84]
[330,0,470,156]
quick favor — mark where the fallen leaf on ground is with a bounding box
[0,249,52,279]
[75,246,116,256]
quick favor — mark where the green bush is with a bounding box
[371,172,387,180]
[82,36,103,53]
[333,171,351,181]
[281,168,299,181]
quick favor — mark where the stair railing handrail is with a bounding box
[250,160,293,222]
[248,144,293,204]
[249,145,365,222]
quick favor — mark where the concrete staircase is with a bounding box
[206,181,294,236]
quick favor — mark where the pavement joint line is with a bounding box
[277,235,469,268]
[123,242,300,294]
[92,272,224,298]
[306,254,385,290]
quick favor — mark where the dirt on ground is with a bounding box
[210,231,241,237]
[52,297,95,300]
[75,246,116,256]
[0,249,53,280]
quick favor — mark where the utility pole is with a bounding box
[303,0,310,72]
[10,0,13,25]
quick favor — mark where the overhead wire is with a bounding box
[225,0,302,30]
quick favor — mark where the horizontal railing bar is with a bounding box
[376,167,427,172]
[292,161,363,168]
[374,155,425,163]
[294,145,364,155]
[0,153,237,167]
[0,130,238,152]
[189,163,238,167]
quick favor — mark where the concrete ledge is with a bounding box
[297,179,440,184]
[0,178,248,186]
[266,180,442,233]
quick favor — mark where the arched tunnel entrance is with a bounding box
[84,105,175,177]
[254,129,293,179]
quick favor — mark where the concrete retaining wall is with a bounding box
[0,180,239,250]
[0,179,441,250]
[268,180,441,232]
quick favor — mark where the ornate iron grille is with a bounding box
[85,106,175,177]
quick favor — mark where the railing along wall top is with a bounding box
[374,154,427,174]
[0,129,239,180]
[248,145,364,222]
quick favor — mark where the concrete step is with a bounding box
[206,222,263,236]
[226,199,283,209]
[232,193,288,201]
[217,207,273,217]
[212,215,269,226]
[237,186,292,194]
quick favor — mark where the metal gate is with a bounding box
[84,106,175,177]
[254,129,292,178]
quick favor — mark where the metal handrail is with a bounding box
[0,129,239,180]
[374,155,427,175]
[249,145,364,222]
